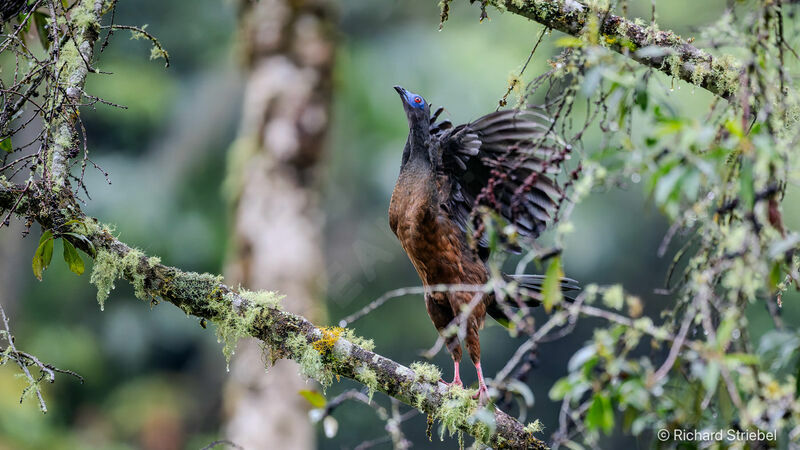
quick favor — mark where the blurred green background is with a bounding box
[1,0,798,449]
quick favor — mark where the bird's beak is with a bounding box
[394,85,407,103]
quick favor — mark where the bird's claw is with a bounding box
[439,378,463,388]
[472,385,490,404]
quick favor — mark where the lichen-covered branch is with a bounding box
[0,182,547,449]
[484,0,741,99]
[47,0,106,188]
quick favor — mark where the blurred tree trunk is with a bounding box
[222,0,335,448]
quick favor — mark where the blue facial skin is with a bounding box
[405,91,426,109]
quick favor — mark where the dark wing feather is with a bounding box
[432,108,566,251]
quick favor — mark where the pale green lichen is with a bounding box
[665,53,682,79]
[410,361,442,384]
[71,0,100,30]
[89,248,145,310]
[342,328,375,352]
[414,392,427,411]
[523,419,544,434]
[149,45,169,63]
[691,61,709,87]
[208,288,282,365]
[355,364,378,402]
[434,387,489,445]
[286,333,333,388]
[710,54,740,95]
[238,288,283,310]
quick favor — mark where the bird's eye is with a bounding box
[414,97,422,104]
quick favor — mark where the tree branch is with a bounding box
[0,181,547,449]
[47,0,105,188]
[485,0,742,100]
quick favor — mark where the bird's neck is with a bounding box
[402,126,433,171]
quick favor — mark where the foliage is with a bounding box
[463,0,800,447]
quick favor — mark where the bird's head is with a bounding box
[394,85,430,129]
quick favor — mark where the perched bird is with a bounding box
[389,86,579,401]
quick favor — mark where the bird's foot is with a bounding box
[472,384,490,404]
[439,377,463,388]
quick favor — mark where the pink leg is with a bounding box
[472,361,489,402]
[440,361,463,387]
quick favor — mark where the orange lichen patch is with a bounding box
[313,326,344,353]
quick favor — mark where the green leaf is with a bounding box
[32,253,43,281]
[62,240,84,276]
[586,394,614,434]
[542,255,564,313]
[61,232,96,257]
[298,389,326,408]
[0,137,11,153]
[32,231,54,281]
[41,235,54,269]
[549,378,573,400]
[768,262,783,292]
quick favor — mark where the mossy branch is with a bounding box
[482,0,741,99]
[0,182,547,449]
[47,0,106,188]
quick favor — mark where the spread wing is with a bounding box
[430,107,566,251]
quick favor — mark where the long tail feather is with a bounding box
[487,273,581,327]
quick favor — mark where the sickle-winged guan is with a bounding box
[388,86,579,401]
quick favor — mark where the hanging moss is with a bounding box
[286,332,334,388]
[355,364,378,402]
[88,247,160,309]
[434,387,485,444]
[204,288,283,366]
[89,249,125,310]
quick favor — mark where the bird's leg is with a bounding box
[472,361,489,402]
[440,361,463,387]
[440,334,464,387]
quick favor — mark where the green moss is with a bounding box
[286,332,333,388]
[355,364,378,402]
[167,272,223,306]
[410,361,442,383]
